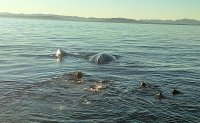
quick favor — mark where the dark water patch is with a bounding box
[136,45,177,50]
[18,53,55,59]
[158,114,190,123]
[46,36,84,41]
[0,60,12,64]
[29,113,67,123]
[123,111,158,122]
[151,69,200,80]
[120,39,139,44]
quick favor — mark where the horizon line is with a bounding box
[0,12,200,21]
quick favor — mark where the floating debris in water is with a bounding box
[73,71,83,79]
[140,81,148,89]
[68,71,85,84]
[90,84,104,92]
[172,89,183,96]
[155,92,165,99]
[87,81,107,93]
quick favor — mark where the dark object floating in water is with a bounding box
[101,80,109,84]
[140,81,148,88]
[155,92,165,99]
[68,71,84,83]
[89,84,105,92]
[73,71,83,79]
[172,89,183,95]
[87,80,107,93]
[89,53,116,64]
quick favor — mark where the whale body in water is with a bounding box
[89,53,116,64]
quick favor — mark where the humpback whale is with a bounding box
[89,53,116,64]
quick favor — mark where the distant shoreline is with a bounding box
[0,13,200,26]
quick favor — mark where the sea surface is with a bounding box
[0,17,200,123]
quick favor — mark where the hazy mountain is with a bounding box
[140,19,200,25]
[0,12,200,25]
[174,19,200,25]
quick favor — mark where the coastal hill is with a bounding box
[0,12,200,25]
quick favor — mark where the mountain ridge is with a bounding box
[0,12,200,25]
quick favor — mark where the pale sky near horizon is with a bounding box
[0,0,199,20]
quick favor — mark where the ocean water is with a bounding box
[0,17,200,123]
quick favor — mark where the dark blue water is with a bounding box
[0,17,200,123]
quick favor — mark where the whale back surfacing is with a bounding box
[89,53,116,64]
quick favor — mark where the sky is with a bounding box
[0,0,200,20]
